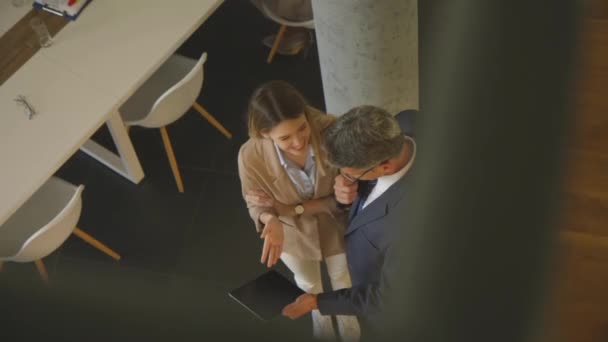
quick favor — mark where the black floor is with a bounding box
[0,2,327,340]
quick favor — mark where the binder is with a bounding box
[228,270,304,321]
[33,0,93,21]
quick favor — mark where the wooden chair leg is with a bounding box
[0,261,3,272]
[192,102,232,139]
[267,24,287,64]
[159,126,185,193]
[35,259,49,284]
[73,227,121,261]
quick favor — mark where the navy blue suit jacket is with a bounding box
[317,109,417,332]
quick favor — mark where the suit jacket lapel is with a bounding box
[348,179,373,222]
[348,196,361,222]
[346,175,409,235]
[346,199,389,235]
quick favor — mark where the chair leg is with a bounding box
[34,259,49,284]
[0,261,3,272]
[267,24,287,64]
[192,102,232,139]
[73,227,121,261]
[159,126,185,193]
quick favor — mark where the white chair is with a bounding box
[119,52,231,193]
[261,2,315,64]
[0,177,120,283]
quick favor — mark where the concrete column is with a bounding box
[311,0,418,115]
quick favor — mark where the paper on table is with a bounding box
[34,0,91,18]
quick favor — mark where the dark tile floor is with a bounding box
[0,1,327,340]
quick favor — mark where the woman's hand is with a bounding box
[246,189,292,216]
[260,216,284,268]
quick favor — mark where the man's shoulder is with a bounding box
[395,109,417,137]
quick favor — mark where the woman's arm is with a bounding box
[284,196,340,216]
[246,190,344,217]
[238,147,286,268]
[237,147,278,232]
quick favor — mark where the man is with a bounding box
[282,105,417,337]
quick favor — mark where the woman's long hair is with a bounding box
[247,80,323,165]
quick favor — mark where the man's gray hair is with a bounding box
[323,105,405,169]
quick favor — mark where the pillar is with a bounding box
[311,0,418,115]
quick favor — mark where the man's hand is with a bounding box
[260,216,284,268]
[282,293,318,319]
[334,174,358,205]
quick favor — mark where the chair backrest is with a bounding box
[261,2,315,28]
[1,178,83,263]
[138,53,207,128]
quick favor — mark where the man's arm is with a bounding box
[283,245,397,319]
[316,247,395,317]
[283,183,405,320]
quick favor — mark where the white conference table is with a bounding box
[0,0,223,226]
[0,0,36,36]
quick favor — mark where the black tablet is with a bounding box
[228,270,304,321]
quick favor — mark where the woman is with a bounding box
[237,81,359,341]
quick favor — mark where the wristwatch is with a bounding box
[294,203,305,216]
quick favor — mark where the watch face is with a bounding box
[295,205,304,215]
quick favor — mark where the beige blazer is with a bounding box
[237,109,346,261]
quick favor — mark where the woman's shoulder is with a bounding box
[239,137,271,165]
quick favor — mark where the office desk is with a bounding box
[0,1,35,37]
[0,0,223,225]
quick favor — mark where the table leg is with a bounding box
[80,110,144,183]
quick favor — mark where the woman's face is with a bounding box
[264,114,311,158]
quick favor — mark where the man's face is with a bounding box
[340,164,384,183]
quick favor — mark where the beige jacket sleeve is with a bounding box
[237,142,301,257]
[237,142,278,233]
